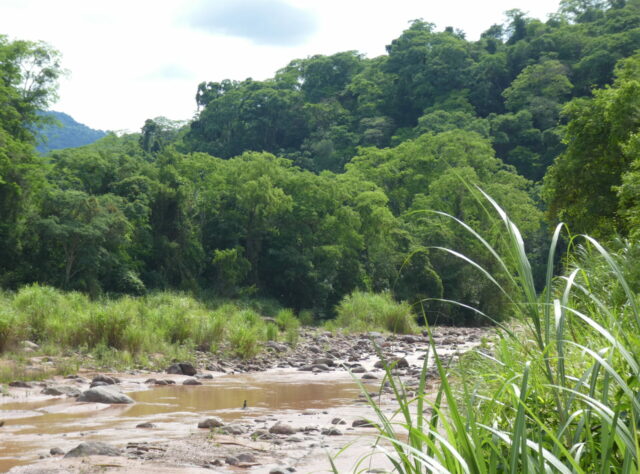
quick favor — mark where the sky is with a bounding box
[2,0,561,133]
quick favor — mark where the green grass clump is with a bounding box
[0,286,285,369]
[333,291,416,334]
[338,188,640,473]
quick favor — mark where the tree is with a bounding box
[36,190,131,292]
[544,54,640,236]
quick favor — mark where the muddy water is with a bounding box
[0,371,365,472]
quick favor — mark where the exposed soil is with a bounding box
[0,327,487,473]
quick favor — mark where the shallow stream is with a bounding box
[0,371,364,472]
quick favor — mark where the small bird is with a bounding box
[242,400,247,409]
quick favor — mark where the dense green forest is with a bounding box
[2,0,640,324]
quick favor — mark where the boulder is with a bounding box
[92,374,119,385]
[136,422,155,428]
[182,378,202,386]
[64,441,121,458]
[221,424,244,435]
[321,427,342,436]
[77,386,134,404]
[9,381,33,388]
[352,419,376,428]
[42,386,82,397]
[269,422,296,435]
[166,362,197,376]
[198,417,224,429]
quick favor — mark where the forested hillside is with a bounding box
[2,0,640,323]
[35,111,107,154]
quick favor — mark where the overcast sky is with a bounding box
[2,0,561,132]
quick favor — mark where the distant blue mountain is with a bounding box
[36,111,108,154]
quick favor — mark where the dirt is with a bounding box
[0,327,487,473]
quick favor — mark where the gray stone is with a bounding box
[182,378,202,385]
[9,381,33,388]
[362,373,378,380]
[321,427,343,436]
[64,441,121,458]
[225,456,239,466]
[166,362,197,376]
[22,340,39,350]
[312,357,335,367]
[331,417,347,425]
[237,453,257,463]
[198,417,224,429]
[49,447,64,455]
[136,422,155,428]
[77,386,134,404]
[269,422,296,435]
[42,386,82,397]
[221,424,244,435]
[92,374,119,385]
[89,381,109,388]
[351,366,366,373]
[352,419,376,428]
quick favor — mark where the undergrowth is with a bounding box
[336,189,640,473]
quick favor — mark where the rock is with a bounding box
[182,378,202,385]
[77,386,134,404]
[225,456,239,466]
[64,441,121,458]
[312,357,335,367]
[221,424,244,435]
[400,335,422,343]
[136,422,155,428]
[92,374,119,385]
[269,468,288,474]
[49,447,64,455]
[286,435,303,442]
[144,378,157,384]
[321,427,343,436]
[166,362,197,376]
[89,381,110,388]
[22,340,39,350]
[269,422,296,435]
[311,363,331,371]
[302,409,318,415]
[362,373,378,380]
[42,386,81,397]
[251,429,273,440]
[351,365,366,373]
[237,453,257,463]
[9,381,33,388]
[352,419,376,428]
[331,417,347,425]
[198,417,224,429]
[266,341,289,353]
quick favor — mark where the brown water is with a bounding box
[0,371,365,472]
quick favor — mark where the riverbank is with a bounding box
[1,327,486,472]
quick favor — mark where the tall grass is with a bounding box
[333,291,417,334]
[341,189,640,473]
[0,287,295,368]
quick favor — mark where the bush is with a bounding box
[334,291,416,334]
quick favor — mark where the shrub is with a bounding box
[334,291,416,334]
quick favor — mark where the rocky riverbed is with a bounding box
[0,327,486,473]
